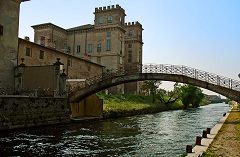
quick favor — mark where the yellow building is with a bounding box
[31,4,143,94]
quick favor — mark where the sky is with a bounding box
[19,0,240,94]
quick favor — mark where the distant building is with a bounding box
[205,94,223,103]
[31,4,143,94]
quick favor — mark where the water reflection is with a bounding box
[0,103,229,157]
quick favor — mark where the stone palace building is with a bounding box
[31,4,143,94]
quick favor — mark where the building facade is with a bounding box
[31,4,143,94]
[0,0,29,90]
[18,38,104,80]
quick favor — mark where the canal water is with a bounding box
[0,103,229,157]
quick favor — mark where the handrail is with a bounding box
[69,64,240,94]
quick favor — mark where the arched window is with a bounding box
[108,16,113,23]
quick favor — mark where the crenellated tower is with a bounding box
[124,21,144,94]
[94,5,126,28]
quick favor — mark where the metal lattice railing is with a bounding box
[69,64,240,94]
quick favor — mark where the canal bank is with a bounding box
[99,94,185,119]
[0,103,229,156]
[186,108,231,157]
[202,104,240,157]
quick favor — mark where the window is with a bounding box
[108,16,113,23]
[128,44,132,48]
[106,31,111,37]
[39,50,44,59]
[53,41,57,49]
[87,65,91,71]
[97,35,102,41]
[25,47,31,56]
[129,30,133,36]
[40,36,45,46]
[67,46,71,53]
[106,39,111,51]
[120,56,123,64]
[47,39,51,46]
[87,44,93,53]
[139,51,142,63]
[120,16,124,25]
[97,43,101,52]
[128,50,132,63]
[97,57,101,64]
[0,24,3,36]
[77,45,81,53]
[120,41,123,55]
[99,16,103,24]
[68,58,72,67]
[64,42,67,50]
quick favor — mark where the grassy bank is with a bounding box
[97,93,184,119]
[202,105,240,157]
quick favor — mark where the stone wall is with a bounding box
[0,96,70,131]
[71,94,103,118]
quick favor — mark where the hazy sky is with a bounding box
[19,0,240,93]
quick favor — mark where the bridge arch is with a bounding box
[69,64,240,103]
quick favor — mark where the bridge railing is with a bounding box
[142,64,240,92]
[69,64,240,94]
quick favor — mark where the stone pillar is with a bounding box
[186,145,192,153]
[53,58,64,97]
[196,136,202,145]
[202,130,207,138]
[59,69,67,96]
[14,58,25,92]
[0,0,21,91]
[206,128,211,134]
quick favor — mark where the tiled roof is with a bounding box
[67,24,94,31]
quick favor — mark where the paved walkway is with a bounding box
[186,111,230,157]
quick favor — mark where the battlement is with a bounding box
[125,21,142,27]
[94,4,125,13]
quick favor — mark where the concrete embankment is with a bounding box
[0,96,70,131]
[186,108,231,157]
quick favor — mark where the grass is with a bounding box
[97,93,184,118]
[202,106,240,157]
[202,151,219,157]
[237,111,240,140]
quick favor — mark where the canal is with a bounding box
[0,103,229,157]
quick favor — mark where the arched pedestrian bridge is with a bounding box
[69,64,240,103]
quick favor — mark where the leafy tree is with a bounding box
[157,82,181,109]
[141,80,162,103]
[179,84,204,108]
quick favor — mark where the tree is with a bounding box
[179,84,204,108]
[157,82,181,109]
[141,80,162,103]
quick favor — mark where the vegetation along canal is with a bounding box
[0,103,229,156]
